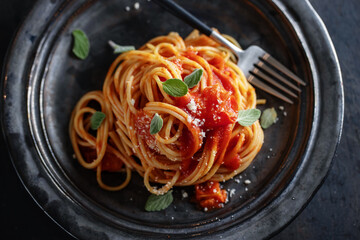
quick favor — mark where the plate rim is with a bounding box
[0,0,344,239]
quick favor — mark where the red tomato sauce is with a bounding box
[177,50,243,209]
[134,110,157,151]
[174,50,240,174]
[80,146,123,172]
[195,181,227,210]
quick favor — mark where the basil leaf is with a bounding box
[237,109,261,126]
[145,190,173,212]
[72,29,90,60]
[150,113,163,135]
[162,78,188,97]
[184,68,203,88]
[108,40,135,54]
[260,108,277,129]
[90,111,106,130]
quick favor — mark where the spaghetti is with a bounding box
[69,31,264,207]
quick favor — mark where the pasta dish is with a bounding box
[69,31,264,210]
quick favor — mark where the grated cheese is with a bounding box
[187,99,197,113]
[229,189,236,198]
[187,115,192,123]
[134,2,140,10]
[193,118,201,126]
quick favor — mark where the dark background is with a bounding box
[1,0,359,239]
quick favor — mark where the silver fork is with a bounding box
[153,0,306,104]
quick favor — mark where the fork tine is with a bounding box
[261,53,306,86]
[255,62,301,92]
[251,68,298,98]
[248,74,294,104]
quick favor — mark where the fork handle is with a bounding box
[152,0,242,54]
[152,0,212,35]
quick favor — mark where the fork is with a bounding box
[152,0,306,104]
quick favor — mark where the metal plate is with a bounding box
[1,0,343,239]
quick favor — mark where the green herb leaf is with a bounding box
[237,109,261,126]
[150,113,163,135]
[260,108,277,129]
[108,40,135,54]
[145,190,173,212]
[162,78,188,97]
[90,111,106,130]
[72,29,90,60]
[184,68,203,88]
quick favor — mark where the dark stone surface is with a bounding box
[0,0,358,239]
